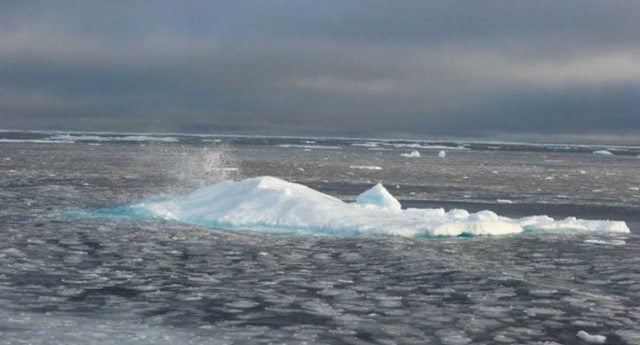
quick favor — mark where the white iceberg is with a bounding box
[401,150,421,158]
[593,150,613,156]
[355,183,402,212]
[133,176,629,238]
[576,330,606,344]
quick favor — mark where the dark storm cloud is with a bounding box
[0,1,639,141]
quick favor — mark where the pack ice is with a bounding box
[135,176,629,237]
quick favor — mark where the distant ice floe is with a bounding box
[50,134,179,142]
[125,176,629,238]
[349,141,467,151]
[351,142,379,148]
[277,144,342,150]
[0,133,180,144]
[401,150,421,158]
[584,239,626,246]
[391,143,467,150]
[0,139,74,144]
[592,150,613,156]
[349,165,383,170]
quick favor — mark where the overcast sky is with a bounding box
[1,1,639,142]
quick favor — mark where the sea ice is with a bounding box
[349,165,383,170]
[518,215,629,233]
[277,144,342,150]
[50,134,179,142]
[401,150,421,158]
[351,142,379,148]
[391,143,466,150]
[583,239,626,246]
[592,150,613,156]
[0,138,75,144]
[576,330,606,344]
[355,183,402,212]
[130,176,630,238]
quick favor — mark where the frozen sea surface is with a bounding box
[1,131,640,344]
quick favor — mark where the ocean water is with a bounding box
[1,131,640,344]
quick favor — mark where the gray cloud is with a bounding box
[0,1,639,142]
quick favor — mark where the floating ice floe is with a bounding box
[576,330,606,344]
[0,139,74,144]
[349,165,383,170]
[123,176,629,238]
[50,134,179,142]
[351,142,380,148]
[592,150,613,156]
[391,143,467,150]
[401,150,421,158]
[277,144,342,150]
[583,239,626,246]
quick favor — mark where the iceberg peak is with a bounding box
[356,183,402,212]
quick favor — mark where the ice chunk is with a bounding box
[355,183,401,212]
[277,144,341,150]
[438,150,446,158]
[518,215,629,233]
[584,239,626,246]
[349,165,383,170]
[351,142,379,148]
[122,176,629,238]
[576,330,606,344]
[401,150,420,158]
[592,150,613,156]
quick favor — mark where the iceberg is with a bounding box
[401,150,421,158]
[593,150,613,156]
[128,176,629,238]
[355,183,402,212]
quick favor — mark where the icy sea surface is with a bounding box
[1,131,640,344]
